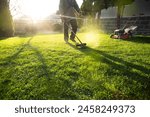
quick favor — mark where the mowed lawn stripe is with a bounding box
[0,34,150,99]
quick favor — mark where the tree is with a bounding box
[81,0,135,28]
[81,0,112,26]
[81,0,112,18]
[81,0,94,16]
[93,0,112,21]
[0,0,14,37]
[112,0,134,28]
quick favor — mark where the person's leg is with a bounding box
[64,20,69,42]
[70,19,78,41]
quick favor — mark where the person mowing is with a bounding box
[59,0,80,43]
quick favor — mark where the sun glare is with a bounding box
[11,0,82,20]
[84,32,100,47]
[20,0,59,20]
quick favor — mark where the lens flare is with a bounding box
[84,32,100,47]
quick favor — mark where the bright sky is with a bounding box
[11,0,83,20]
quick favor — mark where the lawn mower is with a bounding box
[110,25,138,39]
[110,16,139,39]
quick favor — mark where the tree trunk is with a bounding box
[0,0,14,37]
[117,6,121,29]
[116,5,125,29]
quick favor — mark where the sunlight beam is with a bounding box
[11,0,82,20]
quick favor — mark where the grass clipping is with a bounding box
[79,19,103,48]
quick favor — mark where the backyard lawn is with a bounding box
[0,33,150,99]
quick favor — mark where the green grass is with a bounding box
[0,33,150,100]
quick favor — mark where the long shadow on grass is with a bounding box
[123,36,150,44]
[68,43,150,77]
[1,36,50,79]
[81,47,150,75]
[0,37,8,40]
[0,36,52,99]
[78,46,150,99]
[0,37,34,99]
[0,37,33,66]
[27,40,50,79]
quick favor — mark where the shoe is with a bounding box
[64,38,68,43]
[65,40,69,44]
[70,38,76,43]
